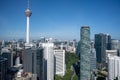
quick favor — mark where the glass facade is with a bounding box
[0,56,8,80]
[24,48,43,80]
[80,26,91,80]
[95,33,106,63]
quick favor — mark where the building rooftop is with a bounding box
[15,72,36,80]
[106,50,117,52]
[0,56,7,62]
[81,26,89,28]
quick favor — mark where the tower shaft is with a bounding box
[26,17,30,44]
[25,0,32,46]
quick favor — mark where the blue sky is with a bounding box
[0,0,120,40]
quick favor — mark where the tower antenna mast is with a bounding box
[27,0,30,9]
[25,0,32,48]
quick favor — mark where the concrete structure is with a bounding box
[1,40,5,48]
[95,33,107,63]
[90,41,96,71]
[23,48,44,80]
[1,47,11,53]
[108,55,120,80]
[15,56,20,66]
[0,56,8,80]
[41,43,54,80]
[111,39,120,56]
[106,50,117,63]
[111,39,119,50]
[25,0,32,47]
[40,37,46,43]
[106,50,117,56]
[80,26,91,80]
[54,49,66,76]
[90,42,97,80]
[76,41,80,55]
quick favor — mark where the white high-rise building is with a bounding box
[108,55,120,80]
[41,43,54,80]
[15,56,20,66]
[2,40,5,47]
[106,50,118,56]
[106,50,117,63]
[54,49,66,76]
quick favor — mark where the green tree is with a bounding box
[55,52,79,80]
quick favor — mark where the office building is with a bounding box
[54,49,66,76]
[41,43,54,80]
[76,41,80,56]
[105,34,111,50]
[90,41,96,71]
[106,50,117,56]
[80,26,91,80]
[0,56,8,80]
[40,37,46,43]
[15,56,20,66]
[108,55,120,80]
[2,52,13,67]
[111,39,119,50]
[95,33,107,63]
[118,41,120,56]
[106,50,117,63]
[111,39,120,56]
[1,40,5,48]
[23,48,44,80]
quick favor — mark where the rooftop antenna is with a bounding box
[27,0,30,9]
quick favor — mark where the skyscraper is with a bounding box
[80,26,91,80]
[95,33,106,63]
[111,39,120,56]
[108,55,120,80]
[1,40,5,48]
[106,34,112,50]
[90,41,97,80]
[41,43,54,80]
[111,39,119,50]
[0,56,8,80]
[90,41,96,71]
[2,52,13,67]
[25,0,32,47]
[54,49,66,76]
[23,48,44,80]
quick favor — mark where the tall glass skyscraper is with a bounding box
[80,26,91,80]
[106,34,112,50]
[95,33,106,63]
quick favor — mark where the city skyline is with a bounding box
[0,0,120,40]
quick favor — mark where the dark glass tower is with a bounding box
[0,56,8,80]
[2,52,13,67]
[80,26,91,80]
[106,34,111,50]
[23,48,44,80]
[95,33,106,63]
